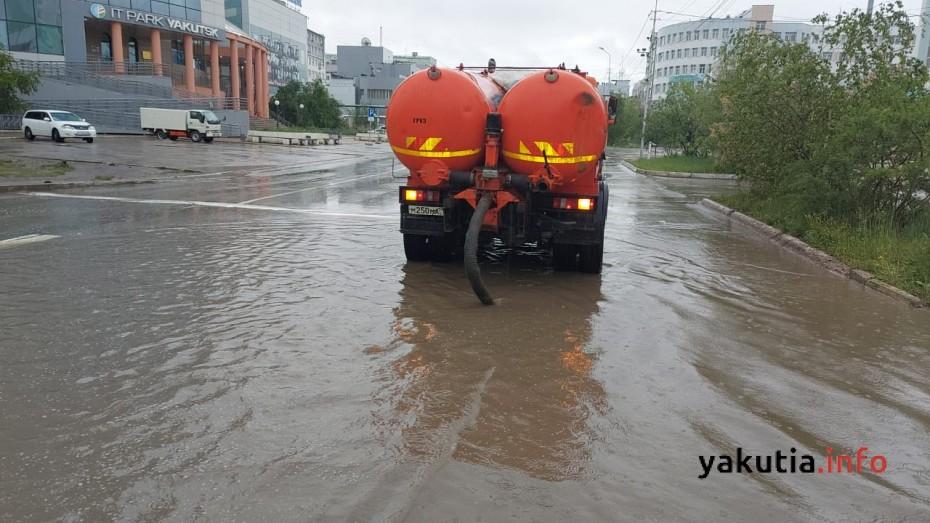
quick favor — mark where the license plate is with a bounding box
[408,205,443,217]
[76,132,90,136]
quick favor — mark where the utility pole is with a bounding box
[639,0,658,159]
[598,46,612,93]
[867,0,874,15]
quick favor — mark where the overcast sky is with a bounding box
[302,0,925,82]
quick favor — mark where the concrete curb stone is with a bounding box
[699,198,926,309]
[0,179,156,193]
[620,159,738,180]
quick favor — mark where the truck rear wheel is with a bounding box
[578,243,604,274]
[190,130,202,143]
[403,234,430,262]
[155,129,167,140]
[553,244,579,271]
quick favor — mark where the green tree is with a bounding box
[607,95,642,146]
[270,79,342,129]
[645,82,719,157]
[0,46,40,113]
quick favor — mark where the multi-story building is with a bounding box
[326,38,417,107]
[393,51,435,72]
[1,0,273,116]
[644,4,834,102]
[226,0,309,91]
[306,28,324,83]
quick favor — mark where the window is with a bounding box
[711,47,718,57]
[101,32,111,61]
[186,8,200,22]
[6,0,35,23]
[721,28,729,39]
[676,49,682,59]
[755,21,766,31]
[774,32,782,39]
[169,3,184,17]
[36,24,61,54]
[707,64,712,74]
[699,63,706,74]
[674,65,680,75]
[187,0,201,8]
[701,47,707,56]
[738,28,747,35]
[35,0,60,25]
[690,64,696,73]
[821,51,832,61]
[686,31,691,41]
[127,37,138,63]
[7,20,36,51]
[109,0,130,7]
[683,48,689,58]
[712,28,719,39]
[678,32,683,41]
[151,1,169,14]
[131,0,151,10]
[703,29,709,39]
[785,32,797,43]
[693,47,698,56]
[0,22,7,50]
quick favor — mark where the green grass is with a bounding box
[719,192,930,303]
[0,159,71,178]
[632,156,728,174]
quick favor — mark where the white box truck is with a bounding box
[140,108,223,143]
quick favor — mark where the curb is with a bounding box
[0,179,157,193]
[699,198,926,308]
[621,159,738,180]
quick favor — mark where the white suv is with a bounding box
[22,110,97,143]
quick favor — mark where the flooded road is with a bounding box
[1,148,928,521]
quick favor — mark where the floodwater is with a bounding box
[1,145,928,521]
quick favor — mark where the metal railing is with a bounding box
[0,114,23,130]
[14,60,176,98]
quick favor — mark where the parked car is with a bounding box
[22,110,97,143]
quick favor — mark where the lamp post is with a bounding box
[299,103,304,128]
[598,46,611,93]
[274,99,280,128]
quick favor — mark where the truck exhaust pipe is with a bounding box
[465,192,495,305]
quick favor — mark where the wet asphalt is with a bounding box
[0,139,928,521]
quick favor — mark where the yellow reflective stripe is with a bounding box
[419,137,443,151]
[502,150,597,164]
[392,145,482,158]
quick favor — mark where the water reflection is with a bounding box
[376,263,607,481]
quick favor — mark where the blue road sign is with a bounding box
[368,107,376,118]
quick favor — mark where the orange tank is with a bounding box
[498,69,608,193]
[387,67,504,186]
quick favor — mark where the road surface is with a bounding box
[1,140,928,521]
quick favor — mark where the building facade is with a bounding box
[393,51,435,72]
[645,4,833,102]
[225,0,308,91]
[326,39,419,106]
[0,0,279,117]
[306,28,323,82]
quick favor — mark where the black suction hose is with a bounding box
[465,192,495,305]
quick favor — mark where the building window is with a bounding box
[711,47,718,57]
[101,32,112,61]
[131,0,152,9]
[7,0,36,22]
[152,1,170,15]
[712,28,719,38]
[707,64,712,74]
[785,32,797,43]
[702,29,709,39]
[686,31,691,41]
[774,32,782,39]
[186,8,201,22]
[676,49,682,59]
[36,24,62,54]
[675,65,680,75]
[722,28,729,39]
[701,47,707,56]
[684,48,689,58]
[692,47,698,55]
[690,64,696,73]
[7,21,36,51]
[699,63,706,74]
[110,0,131,7]
[755,21,766,31]
[678,32,683,42]
[169,3,185,18]
[127,37,138,63]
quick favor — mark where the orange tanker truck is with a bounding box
[387,62,617,304]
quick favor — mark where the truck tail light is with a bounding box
[553,197,595,211]
[401,188,441,203]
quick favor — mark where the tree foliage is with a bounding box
[0,46,40,113]
[713,1,930,226]
[269,79,342,129]
[645,82,719,157]
[607,95,643,146]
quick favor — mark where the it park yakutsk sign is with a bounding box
[89,3,224,40]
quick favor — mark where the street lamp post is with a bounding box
[598,46,612,93]
[299,103,304,128]
[639,0,659,159]
[274,99,280,129]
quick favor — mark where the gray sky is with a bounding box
[302,0,924,82]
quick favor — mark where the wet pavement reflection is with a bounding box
[0,151,928,521]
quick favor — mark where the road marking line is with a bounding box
[237,170,395,204]
[22,192,395,220]
[0,234,60,249]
